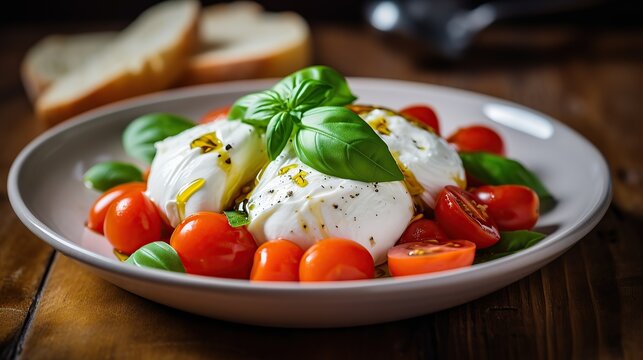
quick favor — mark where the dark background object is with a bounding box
[0,0,642,26]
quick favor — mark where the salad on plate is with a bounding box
[83,66,553,282]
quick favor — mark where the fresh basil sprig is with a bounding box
[229,66,402,182]
[475,230,547,263]
[295,107,403,182]
[224,210,250,228]
[459,152,555,210]
[125,241,186,273]
[83,161,143,192]
[123,113,195,163]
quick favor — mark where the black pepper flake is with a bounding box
[335,225,339,229]
[321,185,325,189]
[355,193,360,197]
[340,185,344,189]
[375,189,379,192]
[349,195,355,199]
[321,224,325,228]
[353,216,357,221]
[268,190,275,194]
[217,154,222,158]
[224,158,231,164]
[303,224,307,229]
[286,191,293,197]
[333,204,339,209]
[225,144,232,150]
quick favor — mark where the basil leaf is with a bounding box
[288,79,333,112]
[266,112,295,160]
[475,230,546,263]
[125,241,185,273]
[83,161,143,192]
[242,90,285,128]
[459,152,554,204]
[294,107,403,182]
[224,210,250,227]
[273,66,357,106]
[229,93,263,120]
[123,113,194,163]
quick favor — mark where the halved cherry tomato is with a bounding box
[471,185,539,231]
[388,240,475,276]
[400,105,441,136]
[199,105,231,124]
[435,185,500,248]
[170,212,257,279]
[398,219,449,244]
[87,182,146,234]
[299,238,374,282]
[104,191,162,254]
[250,239,304,282]
[447,125,505,155]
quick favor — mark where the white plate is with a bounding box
[8,79,611,328]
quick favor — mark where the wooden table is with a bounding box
[1,22,642,359]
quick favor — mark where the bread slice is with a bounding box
[21,32,116,101]
[180,2,311,85]
[36,0,199,126]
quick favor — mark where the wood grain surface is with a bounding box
[1,22,642,359]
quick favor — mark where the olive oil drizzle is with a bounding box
[176,178,206,222]
[190,132,232,172]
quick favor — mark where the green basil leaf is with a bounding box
[224,210,250,227]
[273,65,357,106]
[288,79,333,112]
[475,230,546,263]
[123,113,194,163]
[242,90,285,128]
[266,112,295,160]
[294,107,403,182]
[229,93,263,120]
[125,241,185,273]
[459,152,554,206]
[83,161,143,192]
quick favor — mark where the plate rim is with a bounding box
[8,78,612,293]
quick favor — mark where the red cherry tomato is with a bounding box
[299,238,374,282]
[435,185,500,249]
[447,125,505,155]
[398,219,449,244]
[250,239,304,282]
[87,182,147,234]
[170,212,257,279]
[388,240,476,276]
[400,105,441,136]
[471,185,539,231]
[104,191,162,254]
[199,105,231,124]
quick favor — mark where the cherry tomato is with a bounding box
[447,125,505,155]
[398,219,449,244]
[170,212,257,279]
[388,240,475,276]
[299,238,374,282]
[104,191,162,254]
[435,185,500,249]
[250,239,304,282]
[400,105,441,136]
[199,105,231,124]
[471,185,539,231]
[87,182,146,234]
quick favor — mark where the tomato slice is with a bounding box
[251,239,304,282]
[388,240,475,276]
[398,219,449,244]
[400,105,441,136]
[435,185,500,248]
[170,212,257,279]
[104,191,162,254]
[447,125,505,155]
[198,105,231,124]
[299,238,374,282]
[471,185,539,231]
[87,182,146,234]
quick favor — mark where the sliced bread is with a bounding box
[36,0,200,126]
[180,2,311,85]
[21,32,116,101]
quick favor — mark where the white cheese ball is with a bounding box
[147,120,266,227]
[247,146,414,265]
[361,108,465,208]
